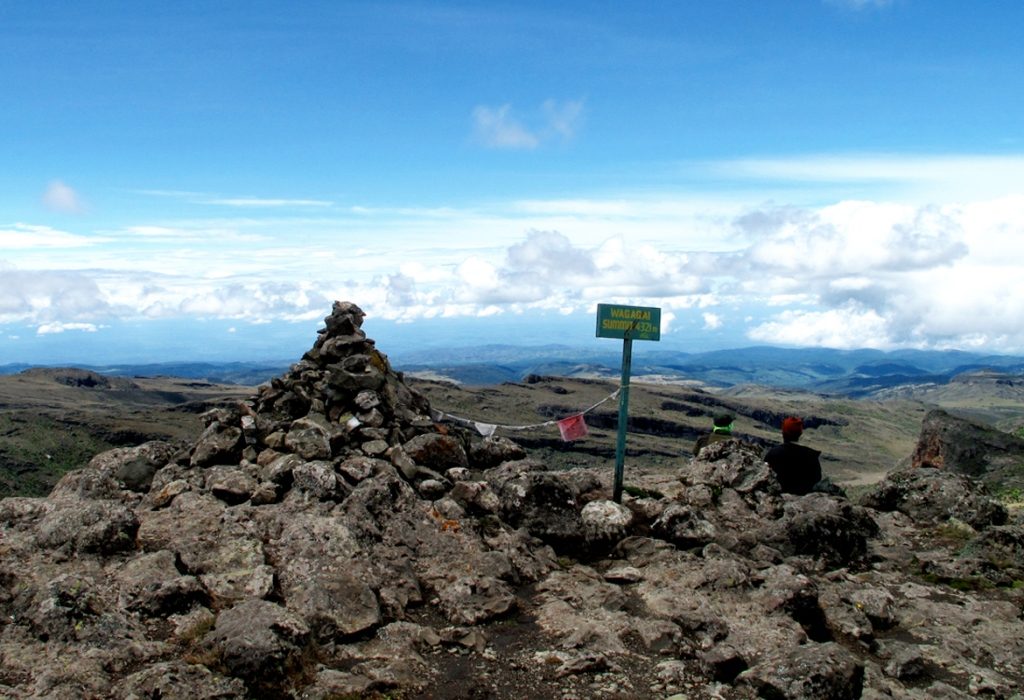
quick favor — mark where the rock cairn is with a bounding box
[186,300,472,492]
[0,301,1022,699]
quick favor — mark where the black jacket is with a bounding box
[764,441,822,495]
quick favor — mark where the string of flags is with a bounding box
[429,387,620,442]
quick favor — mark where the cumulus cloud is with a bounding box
[471,99,584,149]
[0,270,110,322]
[8,168,1024,354]
[42,180,86,214]
[702,313,722,330]
[447,230,708,307]
[733,196,1024,351]
[739,201,968,278]
[749,304,892,349]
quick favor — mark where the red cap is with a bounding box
[782,417,804,440]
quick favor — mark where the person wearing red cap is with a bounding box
[764,416,822,495]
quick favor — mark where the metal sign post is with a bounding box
[613,336,633,503]
[595,304,661,503]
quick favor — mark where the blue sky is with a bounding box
[2,0,1024,364]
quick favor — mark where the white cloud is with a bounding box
[0,269,110,322]
[0,224,98,249]
[7,156,1024,354]
[471,99,585,150]
[740,201,967,276]
[712,154,1024,201]
[541,99,585,141]
[37,322,100,335]
[42,180,86,214]
[201,198,334,208]
[702,313,722,330]
[472,104,539,150]
[749,305,892,349]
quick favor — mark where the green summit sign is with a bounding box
[594,302,661,504]
[595,304,661,341]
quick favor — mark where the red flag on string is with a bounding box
[557,414,589,441]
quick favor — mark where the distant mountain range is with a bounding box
[0,361,290,387]
[3,345,1023,397]
[394,344,1024,397]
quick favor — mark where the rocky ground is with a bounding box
[1,302,1022,699]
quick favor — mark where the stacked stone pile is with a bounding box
[186,300,470,494]
[0,302,1022,699]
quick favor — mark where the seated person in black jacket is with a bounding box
[764,416,822,495]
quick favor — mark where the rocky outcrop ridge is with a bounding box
[913,408,1024,490]
[1,302,1022,699]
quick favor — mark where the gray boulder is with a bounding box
[402,433,469,472]
[191,424,243,468]
[468,436,527,468]
[860,466,1007,529]
[738,641,865,699]
[35,499,139,554]
[770,493,879,569]
[913,408,1024,489]
[205,599,310,693]
[483,459,585,549]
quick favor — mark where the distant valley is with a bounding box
[3,344,1024,399]
[2,344,1023,499]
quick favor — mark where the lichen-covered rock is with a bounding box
[580,499,633,550]
[402,433,469,472]
[50,440,179,498]
[205,599,311,691]
[35,499,139,554]
[737,642,865,699]
[652,503,718,549]
[284,417,333,460]
[468,436,527,468]
[860,466,1007,529]
[769,493,879,569]
[292,460,347,501]
[116,550,207,616]
[205,466,257,505]
[190,424,243,468]
[483,460,585,549]
[912,408,1024,489]
[112,661,247,699]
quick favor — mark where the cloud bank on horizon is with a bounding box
[2,1,1023,360]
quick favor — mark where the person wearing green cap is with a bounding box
[693,413,735,456]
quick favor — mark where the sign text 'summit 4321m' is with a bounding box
[595,304,661,341]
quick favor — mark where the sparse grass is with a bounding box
[933,518,976,546]
[996,486,1023,506]
[622,484,664,500]
[0,414,112,497]
[0,372,251,497]
[918,571,994,592]
[412,377,927,489]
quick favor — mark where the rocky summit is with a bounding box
[1,301,1022,699]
